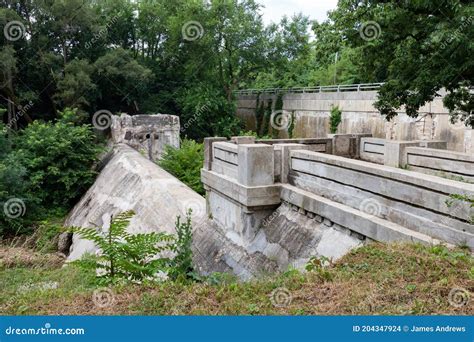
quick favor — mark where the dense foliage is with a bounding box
[322,0,473,126]
[159,139,204,195]
[0,109,102,236]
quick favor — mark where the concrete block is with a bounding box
[385,140,420,168]
[323,218,333,227]
[237,144,274,186]
[273,143,311,183]
[203,137,227,170]
[328,134,352,157]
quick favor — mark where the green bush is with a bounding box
[329,105,342,134]
[159,139,204,195]
[12,110,102,207]
[0,110,103,237]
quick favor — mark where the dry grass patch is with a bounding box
[0,242,472,315]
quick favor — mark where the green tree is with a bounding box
[327,0,473,126]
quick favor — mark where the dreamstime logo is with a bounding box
[4,20,25,41]
[3,198,26,219]
[182,21,204,41]
[182,198,206,224]
[270,110,292,131]
[448,287,470,308]
[359,198,382,216]
[270,287,292,307]
[92,110,112,130]
[92,288,115,308]
[359,21,381,41]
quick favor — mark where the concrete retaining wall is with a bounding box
[236,91,474,153]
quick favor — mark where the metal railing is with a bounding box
[234,82,384,95]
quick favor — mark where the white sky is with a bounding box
[257,0,338,24]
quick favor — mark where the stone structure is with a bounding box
[111,113,180,161]
[200,136,473,278]
[61,144,206,260]
[359,137,474,182]
[235,90,474,153]
[60,115,473,280]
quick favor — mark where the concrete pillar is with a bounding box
[203,137,227,171]
[238,144,274,186]
[465,129,474,154]
[273,143,311,183]
[329,133,371,158]
[385,141,420,168]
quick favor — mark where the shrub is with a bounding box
[0,110,103,237]
[329,105,342,134]
[159,139,204,195]
[72,211,175,284]
[11,110,102,207]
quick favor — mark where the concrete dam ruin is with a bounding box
[62,107,474,280]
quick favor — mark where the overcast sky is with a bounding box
[257,0,338,25]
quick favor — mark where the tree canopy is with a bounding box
[325,0,473,126]
[1,0,472,135]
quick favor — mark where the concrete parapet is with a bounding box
[288,150,474,248]
[111,113,180,161]
[403,147,474,182]
[360,137,386,164]
[237,144,275,186]
[204,137,227,170]
[211,142,239,179]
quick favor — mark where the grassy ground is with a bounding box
[0,242,473,315]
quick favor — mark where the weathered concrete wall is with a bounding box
[289,150,474,249]
[111,113,180,161]
[236,91,474,153]
[63,144,206,260]
[202,137,474,264]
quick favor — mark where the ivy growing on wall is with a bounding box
[255,93,265,136]
[261,98,273,137]
[329,105,342,134]
[288,111,296,138]
[272,93,285,138]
